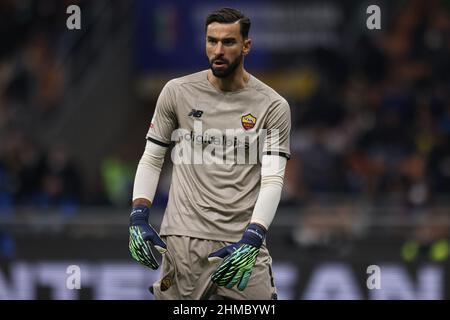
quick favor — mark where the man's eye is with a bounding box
[208,39,217,44]
[223,40,235,46]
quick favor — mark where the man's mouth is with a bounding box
[213,60,227,67]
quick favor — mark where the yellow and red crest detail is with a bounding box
[160,276,172,291]
[241,114,257,130]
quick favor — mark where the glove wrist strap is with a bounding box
[130,205,150,225]
[241,223,266,248]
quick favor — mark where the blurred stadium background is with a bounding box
[0,0,449,299]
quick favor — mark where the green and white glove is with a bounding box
[208,223,266,291]
[129,205,167,269]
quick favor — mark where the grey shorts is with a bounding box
[151,235,277,300]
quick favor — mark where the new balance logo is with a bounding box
[188,109,203,118]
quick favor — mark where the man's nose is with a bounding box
[214,42,224,56]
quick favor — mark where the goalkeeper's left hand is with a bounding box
[208,223,266,291]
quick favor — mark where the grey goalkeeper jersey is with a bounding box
[147,70,291,242]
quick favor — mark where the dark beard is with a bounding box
[209,53,243,78]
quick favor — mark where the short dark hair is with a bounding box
[205,7,251,39]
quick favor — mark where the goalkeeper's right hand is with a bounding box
[129,205,167,270]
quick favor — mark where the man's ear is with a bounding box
[243,38,252,56]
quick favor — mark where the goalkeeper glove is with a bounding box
[208,223,266,291]
[129,205,167,269]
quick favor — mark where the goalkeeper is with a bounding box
[129,7,290,300]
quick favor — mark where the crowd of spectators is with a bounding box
[283,0,450,210]
[0,1,78,212]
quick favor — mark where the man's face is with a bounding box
[206,21,251,78]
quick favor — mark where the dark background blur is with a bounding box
[0,0,449,299]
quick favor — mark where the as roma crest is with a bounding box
[241,113,257,130]
[160,275,173,291]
